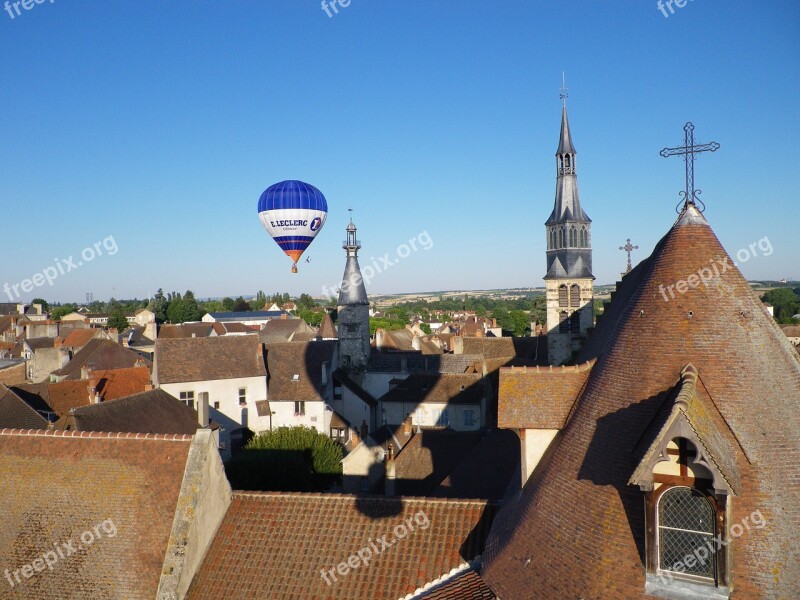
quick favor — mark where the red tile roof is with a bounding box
[45,379,92,416]
[90,366,151,401]
[186,493,496,600]
[265,340,336,402]
[483,206,800,598]
[0,429,192,598]
[419,567,496,599]
[59,328,101,349]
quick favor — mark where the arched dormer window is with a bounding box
[658,486,716,579]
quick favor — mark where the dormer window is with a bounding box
[658,486,716,580]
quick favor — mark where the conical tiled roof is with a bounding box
[483,205,800,598]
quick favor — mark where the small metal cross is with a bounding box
[660,122,719,213]
[619,238,639,274]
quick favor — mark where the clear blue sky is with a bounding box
[2,1,798,303]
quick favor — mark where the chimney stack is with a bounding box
[403,413,413,437]
[198,391,210,428]
[384,443,396,497]
[412,334,421,351]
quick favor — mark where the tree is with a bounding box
[50,303,77,320]
[224,426,343,492]
[221,297,235,311]
[232,297,252,312]
[146,288,168,323]
[297,293,317,311]
[420,323,432,334]
[255,290,267,308]
[107,307,129,332]
[166,290,202,323]
[31,297,49,311]
[530,296,547,327]
[762,288,800,323]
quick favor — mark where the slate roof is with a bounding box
[58,389,199,434]
[378,373,486,406]
[185,493,496,600]
[155,335,266,384]
[0,429,193,598]
[0,384,49,429]
[265,340,336,402]
[460,337,544,362]
[51,339,150,380]
[497,360,594,429]
[482,205,800,598]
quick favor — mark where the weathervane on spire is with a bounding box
[619,238,639,274]
[660,122,719,213]
[560,72,568,107]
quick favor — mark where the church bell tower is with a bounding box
[544,83,594,365]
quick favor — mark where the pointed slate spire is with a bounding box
[338,218,369,306]
[557,104,576,156]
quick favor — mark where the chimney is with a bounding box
[280,313,288,320]
[384,443,396,496]
[351,427,360,447]
[375,329,386,350]
[198,391,210,428]
[411,334,421,351]
[81,365,90,380]
[89,378,100,403]
[403,413,413,437]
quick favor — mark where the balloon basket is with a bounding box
[291,264,298,274]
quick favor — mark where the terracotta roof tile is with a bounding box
[497,360,594,429]
[186,493,496,600]
[0,429,192,598]
[155,335,266,384]
[51,339,150,380]
[265,340,336,402]
[58,388,199,434]
[418,567,496,599]
[379,373,486,406]
[91,366,151,401]
[483,206,800,598]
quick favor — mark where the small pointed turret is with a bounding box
[557,104,576,156]
[337,216,371,373]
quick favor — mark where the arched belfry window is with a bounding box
[658,487,716,579]
[564,155,571,169]
[559,228,566,248]
[558,310,569,333]
[570,284,581,308]
[569,227,577,247]
[550,228,556,250]
[580,227,588,248]
[558,285,569,307]
[569,311,580,333]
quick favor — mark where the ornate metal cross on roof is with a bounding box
[619,238,639,274]
[660,122,719,213]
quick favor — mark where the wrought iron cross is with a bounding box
[619,238,639,274]
[660,122,719,213]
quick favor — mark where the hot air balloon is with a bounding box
[258,180,328,273]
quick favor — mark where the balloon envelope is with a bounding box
[258,180,328,271]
